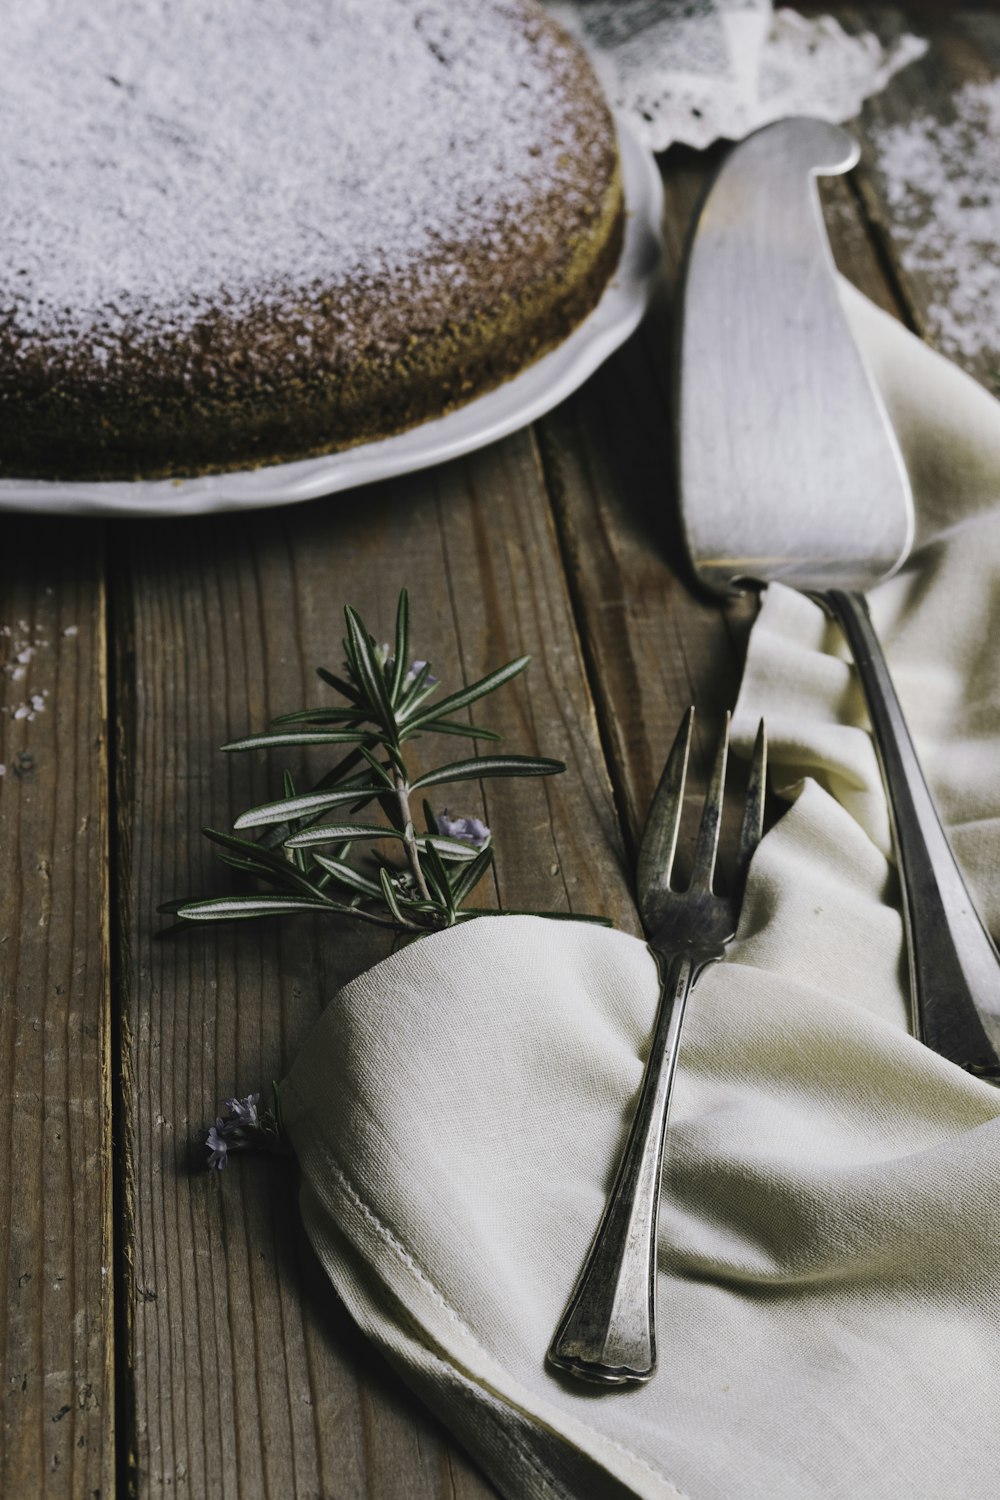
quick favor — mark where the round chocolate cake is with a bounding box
[0,0,623,481]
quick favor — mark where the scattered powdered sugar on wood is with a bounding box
[870,78,1000,370]
[1,621,53,721]
[0,0,603,356]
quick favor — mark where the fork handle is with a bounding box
[547,947,711,1385]
[827,589,1000,1075]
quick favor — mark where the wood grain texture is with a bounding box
[112,437,635,1498]
[0,520,113,1498]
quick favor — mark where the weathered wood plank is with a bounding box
[0,519,113,1498]
[113,437,634,1496]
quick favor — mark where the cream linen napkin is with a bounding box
[280,282,1000,1500]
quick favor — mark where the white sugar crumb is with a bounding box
[0,0,602,356]
[2,621,53,719]
[63,625,79,637]
[871,79,1000,367]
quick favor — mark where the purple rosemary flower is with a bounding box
[404,659,438,688]
[435,809,490,849]
[222,1094,259,1127]
[205,1088,285,1170]
[206,1121,229,1170]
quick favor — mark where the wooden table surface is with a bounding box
[2,8,997,1496]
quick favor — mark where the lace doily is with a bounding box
[547,2,927,152]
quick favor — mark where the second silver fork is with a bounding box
[547,708,766,1386]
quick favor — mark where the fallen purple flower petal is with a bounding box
[405,659,437,688]
[435,809,490,849]
[222,1094,259,1126]
[206,1122,229,1170]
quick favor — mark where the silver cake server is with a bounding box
[675,116,1000,1076]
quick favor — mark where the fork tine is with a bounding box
[636,706,694,913]
[734,718,767,891]
[689,712,730,893]
[550,707,765,1386]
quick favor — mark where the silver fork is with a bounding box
[547,708,766,1386]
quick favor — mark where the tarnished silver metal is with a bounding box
[676,117,913,596]
[676,116,1000,1077]
[547,710,766,1386]
[827,591,1000,1073]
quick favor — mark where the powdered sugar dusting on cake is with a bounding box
[0,0,605,355]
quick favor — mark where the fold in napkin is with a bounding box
[281,285,1000,1499]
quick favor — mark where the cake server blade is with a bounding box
[676,116,912,593]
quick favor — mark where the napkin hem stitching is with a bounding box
[288,1079,687,1499]
[415,1343,578,1500]
[284,1076,479,1341]
[326,1140,686,1497]
[300,1178,576,1500]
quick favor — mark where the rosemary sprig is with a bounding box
[167,590,608,935]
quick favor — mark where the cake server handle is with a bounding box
[826,588,1000,1077]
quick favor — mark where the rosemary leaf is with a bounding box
[422,841,457,919]
[356,744,395,789]
[411,754,565,790]
[202,827,318,891]
[389,588,411,705]
[269,706,367,726]
[284,821,397,847]
[457,909,615,926]
[344,604,398,739]
[311,854,385,900]
[234,784,387,830]
[400,655,530,730]
[175,895,336,920]
[222,729,371,751]
[449,842,495,905]
[421,834,482,862]
[316,666,364,703]
[283,822,479,862]
[395,660,437,717]
[411,718,502,742]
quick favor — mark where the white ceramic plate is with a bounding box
[0,122,662,518]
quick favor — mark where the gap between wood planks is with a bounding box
[105,528,140,1499]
